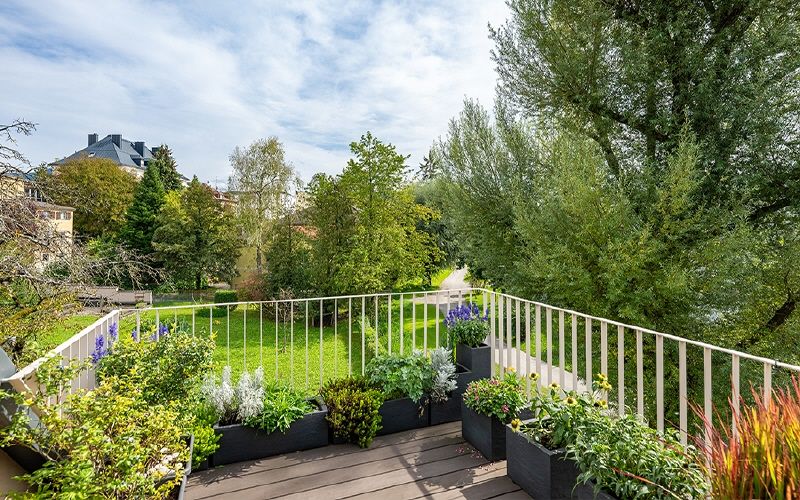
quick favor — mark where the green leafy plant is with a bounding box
[365,352,432,402]
[321,377,382,448]
[429,347,457,403]
[0,359,188,498]
[520,374,708,499]
[200,366,267,425]
[245,383,314,434]
[188,401,220,465]
[445,303,489,348]
[697,375,800,499]
[463,369,527,423]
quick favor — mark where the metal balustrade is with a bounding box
[4,287,800,449]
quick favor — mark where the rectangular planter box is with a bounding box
[506,422,616,500]
[430,364,479,425]
[461,400,508,461]
[456,343,491,379]
[211,398,328,466]
[377,396,429,436]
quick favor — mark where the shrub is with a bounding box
[321,377,382,448]
[214,289,238,314]
[96,321,214,407]
[429,347,457,403]
[188,402,220,465]
[245,383,313,434]
[0,359,189,498]
[365,352,432,402]
[698,376,800,499]
[520,374,708,499]
[445,302,489,347]
[463,370,527,423]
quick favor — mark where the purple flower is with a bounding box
[444,302,488,328]
[158,323,169,337]
[108,322,118,342]
[502,404,509,413]
[91,335,107,364]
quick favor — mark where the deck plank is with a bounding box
[186,422,532,500]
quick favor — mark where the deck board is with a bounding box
[186,422,526,499]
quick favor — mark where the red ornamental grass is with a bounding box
[694,375,800,500]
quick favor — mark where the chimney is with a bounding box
[111,134,122,147]
[133,141,145,156]
[88,133,98,146]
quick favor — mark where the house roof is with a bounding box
[52,135,153,170]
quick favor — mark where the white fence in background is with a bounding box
[4,288,800,448]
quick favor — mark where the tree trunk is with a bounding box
[195,272,202,290]
[255,243,263,273]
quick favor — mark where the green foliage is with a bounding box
[47,156,137,238]
[244,384,314,434]
[521,375,708,499]
[321,377,382,448]
[120,161,165,255]
[96,321,215,406]
[448,320,488,348]
[188,403,220,466]
[463,370,527,423]
[151,144,183,192]
[214,289,238,314]
[365,352,432,402]
[263,218,313,297]
[429,347,457,403]
[0,359,188,499]
[153,177,242,289]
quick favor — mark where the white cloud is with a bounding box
[0,0,508,185]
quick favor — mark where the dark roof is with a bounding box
[52,135,153,170]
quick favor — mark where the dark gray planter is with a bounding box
[377,396,429,435]
[211,398,328,466]
[456,343,491,379]
[430,364,480,425]
[461,400,509,461]
[506,423,616,500]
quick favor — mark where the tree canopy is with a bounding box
[120,162,165,255]
[150,145,182,192]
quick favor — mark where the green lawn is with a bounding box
[118,297,451,395]
[39,314,101,351]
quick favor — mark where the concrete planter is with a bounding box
[455,343,491,380]
[377,396,429,435]
[506,422,616,500]
[211,398,328,466]
[429,364,480,425]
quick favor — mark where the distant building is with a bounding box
[52,134,159,178]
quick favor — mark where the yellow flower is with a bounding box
[565,396,577,405]
[506,366,516,374]
[600,381,612,391]
[596,373,608,382]
[510,418,522,432]
[549,382,560,391]
[594,399,608,409]
[529,372,540,381]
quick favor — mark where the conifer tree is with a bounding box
[151,145,182,192]
[120,163,165,255]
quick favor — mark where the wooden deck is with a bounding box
[186,422,529,499]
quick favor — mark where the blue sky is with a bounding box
[0,0,507,186]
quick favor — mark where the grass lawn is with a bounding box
[38,313,101,351]
[118,297,454,395]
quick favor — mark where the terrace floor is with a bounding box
[186,422,529,499]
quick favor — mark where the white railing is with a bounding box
[5,287,800,448]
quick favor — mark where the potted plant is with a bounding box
[461,368,529,460]
[201,367,328,466]
[365,352,432,435]
[445,303,491,379]
[507,374,707,499]
[321,377,383,447]
[428,347,478,425]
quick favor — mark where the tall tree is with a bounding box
[47,157,137,239]
[228,137,299,273]
[150,145,182,192]
[152,177,241,289]
[120,162,165,255]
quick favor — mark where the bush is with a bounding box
[520,374,708,499]
[245,383,313,434]
[463,369,527,423]
[699,375,800,499]
[214,289,238,314]
[321,377,382,448]
[0,360,189,498]
[365,352,432,402]
[96,321,214,407]
[200,366,266,425]
[429,347,457,403]
[445,303,489,347]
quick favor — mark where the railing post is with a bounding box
[636,329,644,419]
[656,334,664,433]
[559,310,565,388]
[618,326,625,416]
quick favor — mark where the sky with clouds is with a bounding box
[0,0,508,186]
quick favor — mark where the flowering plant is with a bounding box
[463,371,527,423]
[445,302,489,348]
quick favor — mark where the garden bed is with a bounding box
[211,398,328,466]
[430,364,479,425]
